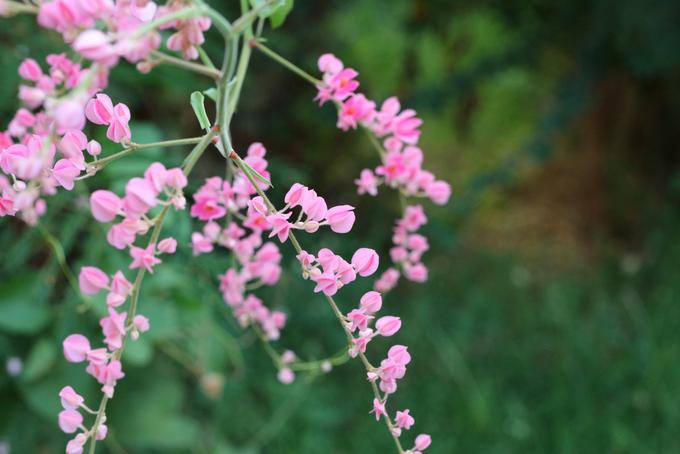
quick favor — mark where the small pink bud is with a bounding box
[375,316,401,337]
[414,434,432,451]
[58,409,83,433]
[157,237,177,254]
[78,266,109,295]
[90,190,122,223]
[277,367,295,384]
[86,140,102,156]
[360,291,382,314]
[351,248,379,277]
[133,315,150,333]
[326,205,355,233]
[425,180,451,205]
[59,386,84,410]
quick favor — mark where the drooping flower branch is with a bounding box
[0,2,440,453]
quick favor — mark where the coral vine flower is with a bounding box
[129,244,161,273]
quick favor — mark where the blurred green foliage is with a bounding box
[2,0,680,453]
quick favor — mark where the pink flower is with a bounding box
[355,169,379,196]
[90,190,122,222]
[133,315,150,333]
[18,58,43,81]
[85,94,114,125]
[267,212,292,242]
[326,205,355,233]
[63,334,91,363]
[58,409,83,434]
[392,109,423,145]
[327,68,359,100]
[73,29,116,63]
[110,271,132,296]
[191,196,226,221]
[277,367,295,384]
[157,237,177,254]
[65,434,87,454]
[370,398,386,421]
[351,248,379,277]
[124,177,157,217]
[144,162,167,193]
[318,53,343,75]
[376,316,401,336]
[107,103,132,143]
[165,168,187,189]
[86,140,101,156]
[337,94,376,130]
[52,159,80,190]
[426,180,451,205]
[129,244,161,273]
[312,270,339,296]
[191,232,214,255]
[78,266,109,295]
[404,263,428,283]
[360,291,382,314]
[395,409,415,430]
[346,308,373,332]
[59,386,84,410]
[403,205,427,230]
[107,220,139,249]
[100,307,127,350]
[388,345,411,365]
[350,334,371,358]
[284,182,308,207]
[301,190,327,221]
[297,250,315,268]
[414,434,432,451]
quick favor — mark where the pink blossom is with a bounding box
[351,248,379,277]
[312,270,339,296]
[318,53,343,75]
[191,196,226,221]
[100,307,127,350]
[165,168,187,189]
[59,386,84,410]
[129,244,161,273]
[346,308,373,332]
[18,58,43,81]
[301,190,327,221]
[58,409,83,434]
[52,159,80,190]
[73,29,116,63]
[65,434,87,454]
[79,266,109,294]
[360,291,382,314]
[414,434,432,451]
[191,232,214,255]
[157,237,177,254]
[107,103,132,143]
[404,263,428,283]
[267,212,292,242]
[85,93,114,125]
[90,190,122,222]
[297,250,315,268]
[277,367,295,384]
[124,177,157,217]
[395,409,415,430]
[370,398,386,421]
[284,182,308,207]
[326,205,355,233]
[107,220,139,249]
[349,332,372,358]
[337,94,376,130]
[110,271,132,296]
[355,169,379,196]
[376,316,401,336]
[144,162,167,193]
[86,140,101,156]
[132,314,150,334]
[327,68,359,100]
[388,345,412,365]
[63,334,91,363]
[426,180,451,205]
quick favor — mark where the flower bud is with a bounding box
[58,409,83,434]
[78,266,109,295]
[351,248,379,277]
[90,190,122,223]
[326,204,355,233]
[375,316,401,337]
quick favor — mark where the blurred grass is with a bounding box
[2,0,680,453]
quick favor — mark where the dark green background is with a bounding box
[2,0,680,452]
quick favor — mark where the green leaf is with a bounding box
[21,338,56,382]
[241,160,272,188]
[190,91,211,131]
[270,0,294,28]
[0,273,50,334]
[203,87,218,102]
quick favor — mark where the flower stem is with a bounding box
[93,136,206,169]
[252,41,322,86]
[149,50,221,79]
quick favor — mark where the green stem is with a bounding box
[93,136,205,169]
[253,41,322,86]
[3,1,39,15]
[150,50,221,79]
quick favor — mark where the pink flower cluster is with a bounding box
[91,162,186,249]
[297,247,379,297]
[0,52,134,224]
[157,0,211,60]
[58,161,185,449]
[189,143,286,340]
[375,205,429,292]
[37,0,212,68]
[314,53,451,293]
